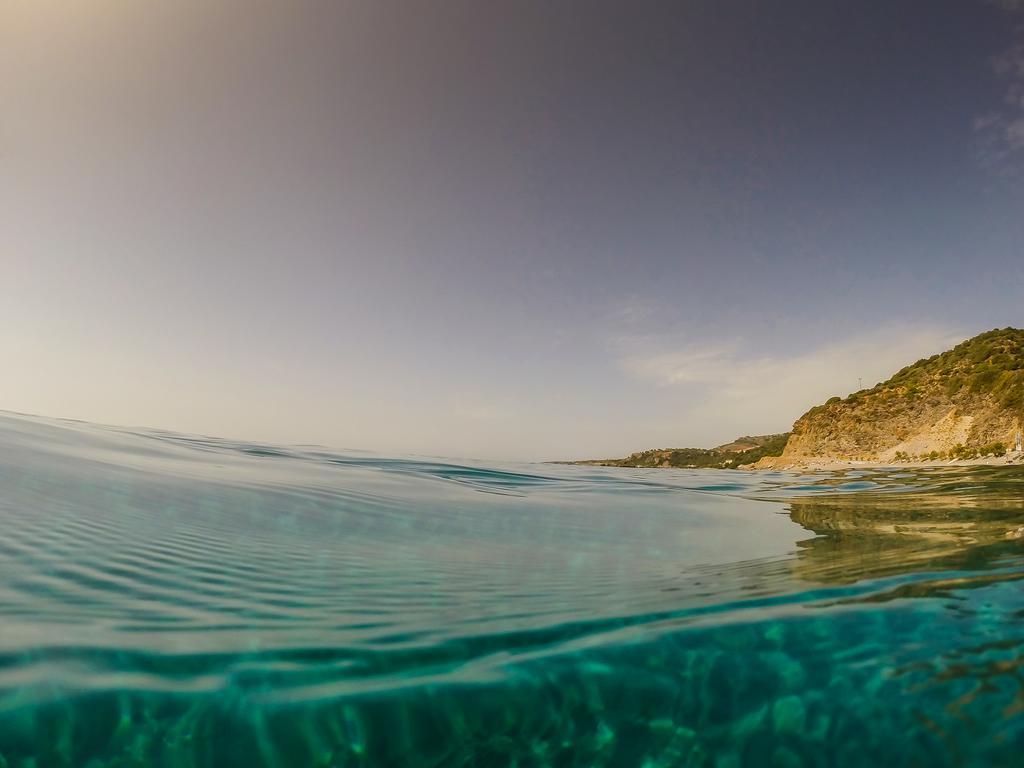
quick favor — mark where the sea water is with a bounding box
[2,411,1024,766]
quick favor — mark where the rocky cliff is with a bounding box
[763,328,1024,465]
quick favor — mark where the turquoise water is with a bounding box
[3,413,1024,766]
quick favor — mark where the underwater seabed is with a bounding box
[1,411,1024,766]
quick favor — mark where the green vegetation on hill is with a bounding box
[817,328,1024,418]
[892,441,1008,463]
[578,433,790,470]
[779,328,1024,463]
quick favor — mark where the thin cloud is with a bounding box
[974,22,1024,173]
[607,296,674,328]
[620,343,741,386]
[618,327,966,440]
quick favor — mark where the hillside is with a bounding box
[572,433,789,469]
[764,328,1024,466]
[712,434,785,453]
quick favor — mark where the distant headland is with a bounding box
[565,433,790,470]
[569,328,1024,470]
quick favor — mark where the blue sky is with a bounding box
[3,1,1024,460]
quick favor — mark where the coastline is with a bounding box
[750,453,1024,471]
[557,453,1024,472]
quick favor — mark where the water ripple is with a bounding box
[4,411,1024,765]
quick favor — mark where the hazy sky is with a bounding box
[4,1,1024,460]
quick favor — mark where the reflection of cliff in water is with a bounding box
[786,492,1024,585]
[782,482,1024,729]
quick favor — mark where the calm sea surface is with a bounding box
[2,412,1024,766]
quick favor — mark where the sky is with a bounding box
[3,0,1024,461]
